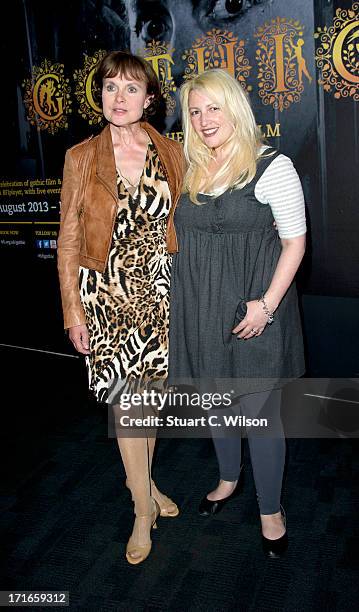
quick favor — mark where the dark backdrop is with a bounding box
[0,0,358,375]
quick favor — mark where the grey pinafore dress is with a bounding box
[169,151,305,395]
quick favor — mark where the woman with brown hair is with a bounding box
[57,51,184,564]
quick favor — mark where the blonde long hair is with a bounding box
[180,69,264,203]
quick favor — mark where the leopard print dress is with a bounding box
[79,142,171,403]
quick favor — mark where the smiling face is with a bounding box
[188,89,234,150]
[102,74,152,127]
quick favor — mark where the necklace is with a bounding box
[116,166,141,189]
[115,136,150,191]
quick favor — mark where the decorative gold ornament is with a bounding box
[182,29,252,91]
[314,2,359,100]
[22,59,72,134]
[73,50,107,125]
[255,17,312,111]
[142,41,177,115]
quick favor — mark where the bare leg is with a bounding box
[116,436,155,561]
[125,434,178,516]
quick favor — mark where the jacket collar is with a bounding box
[141,121,177,204]
[96,125,118,202]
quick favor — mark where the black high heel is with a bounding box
[261,505,288,558]
[198,465,244,516]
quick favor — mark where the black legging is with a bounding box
[210,389,285,515]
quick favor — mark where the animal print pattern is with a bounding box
[79,143,171,402]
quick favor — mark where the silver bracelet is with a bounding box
[258,295,274,324]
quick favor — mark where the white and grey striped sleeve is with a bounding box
[254,154,307,239]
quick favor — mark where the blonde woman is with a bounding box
[169,69,306,557]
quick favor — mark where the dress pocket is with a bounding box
[234,299,247,326]
[222,297,247,346]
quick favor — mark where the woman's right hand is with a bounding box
[68,324,90,355]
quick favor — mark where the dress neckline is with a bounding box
[116,141,154,197]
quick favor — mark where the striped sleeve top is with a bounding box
[254,151,307,239]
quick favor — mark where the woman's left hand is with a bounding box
[232,300,268,340]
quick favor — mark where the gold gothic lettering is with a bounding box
[273,34,287,92]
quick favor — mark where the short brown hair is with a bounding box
[95,51,161,117]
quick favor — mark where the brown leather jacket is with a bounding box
[57,122,185,329]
